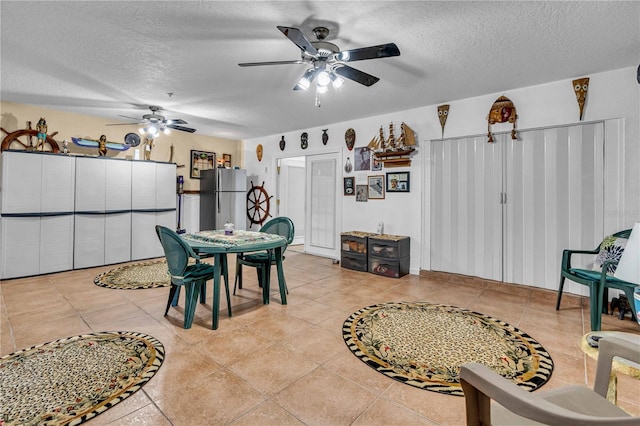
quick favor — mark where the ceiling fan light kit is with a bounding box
[106,105,196,136]
[239,25,400,105]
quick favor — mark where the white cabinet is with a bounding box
[74,157,132,268]
[430,122,605,293]
[131,161,176,260]
[1,151,75,278]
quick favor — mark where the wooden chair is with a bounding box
[556,229,637,331]
[460,336,640,425]
[234,217,294,302]
[156,225,231,328]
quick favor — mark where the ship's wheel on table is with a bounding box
[247,181,273,228]
[1,124,61,152]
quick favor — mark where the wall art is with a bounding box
[322,129,329,145]
[190,149,215,179]
[345,128,356,150]
[256,144,263,161]
[386,171,410,192]
[572,77,589,121]
[437,104,450,138]
[343,177,355,196]
[222,153,231,168]
[487,96,517,143]
[356,185,368,202]
[368,175,385,200]
[355,147,371,171]
[279,135,286,151]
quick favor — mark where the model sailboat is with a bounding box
[368,122,417,167]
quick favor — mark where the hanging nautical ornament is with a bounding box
[487,96,518,143]
[322,129,329,145]
[572,77,589,121]
[345,128,356,150]
[344,157,353,173]
[301,132,308,149]
[279,135,286,151]
[437,104,450,138]
[256,144,263,161]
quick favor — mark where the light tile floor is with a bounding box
[1,248,639,425]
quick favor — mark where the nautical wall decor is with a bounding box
[256,144,263,161]
[572,77,589,121]
[301,132,308,149]
[322,129,329,145]
[1,120,60,152]
[367,122,417,167]
[487,96,517,143]
[437,104,450,138]
[279,135,286,151]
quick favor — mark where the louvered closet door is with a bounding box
[503,123,604,291]
[430,136,503,281]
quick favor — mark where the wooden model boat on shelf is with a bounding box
[368,122,417,167]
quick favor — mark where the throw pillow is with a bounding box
[592,235,628,275]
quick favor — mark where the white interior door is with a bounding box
[305,153,340,259]
[278,157,306,245]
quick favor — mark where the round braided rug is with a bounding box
[94,260,170,289]
[0,331,164,425]
[343,302,553,396]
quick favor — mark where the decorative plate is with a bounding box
[124,132,141,147]
[345,128,355,150]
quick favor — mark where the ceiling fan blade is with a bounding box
[106,122,143,126]
[166,118,188,125]
[239,60,307,67]
[333,65,380,87]
[335,43,400,62]
[167,124,196,133]
[277,26,318,56]
[118,114,145,121]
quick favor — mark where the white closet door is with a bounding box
[305,153,339,259]
[430,136,502,281]
[503,123,604,292]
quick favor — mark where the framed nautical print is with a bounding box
[386,171,410,192]
[368,175,385,199]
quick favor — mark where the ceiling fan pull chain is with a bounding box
[315,90,321,108]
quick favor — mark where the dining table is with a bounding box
[181,229,288,329]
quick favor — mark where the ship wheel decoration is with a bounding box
[1,120,60,152]
[246,181,273,227]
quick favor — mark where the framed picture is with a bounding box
[356,184,368,202]
[386,171,410,192]
[355,147,371,171]
[343,177,355,196]
[371,157,382,171]
[368,175,385,199]
[190,150,215,179]
[223,153,231,168]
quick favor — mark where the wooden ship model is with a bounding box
[367,122,417,167]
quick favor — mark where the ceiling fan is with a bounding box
[106,105,196,135]
[238,26,400,90]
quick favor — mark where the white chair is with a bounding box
[459,336,640,425]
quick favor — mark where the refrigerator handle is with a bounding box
[217,170,221,214]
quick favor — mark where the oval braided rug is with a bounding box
[0,331,164,425]
[343,302,553,396]
[94,260,170,289]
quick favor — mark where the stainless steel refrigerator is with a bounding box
[199,168,247,231]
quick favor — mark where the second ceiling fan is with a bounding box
[238,26,400,91]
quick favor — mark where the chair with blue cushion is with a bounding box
[234,217,294,302]
[556,229,637,331]
[156,225,232,329]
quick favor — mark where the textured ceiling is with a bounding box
[1,1,638,140]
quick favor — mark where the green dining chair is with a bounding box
[234,217,294,302]
[556,229,636,331]
[156,225,232,329]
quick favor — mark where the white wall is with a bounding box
[246,66,639,276]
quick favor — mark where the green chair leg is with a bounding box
[556,276,566,310]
